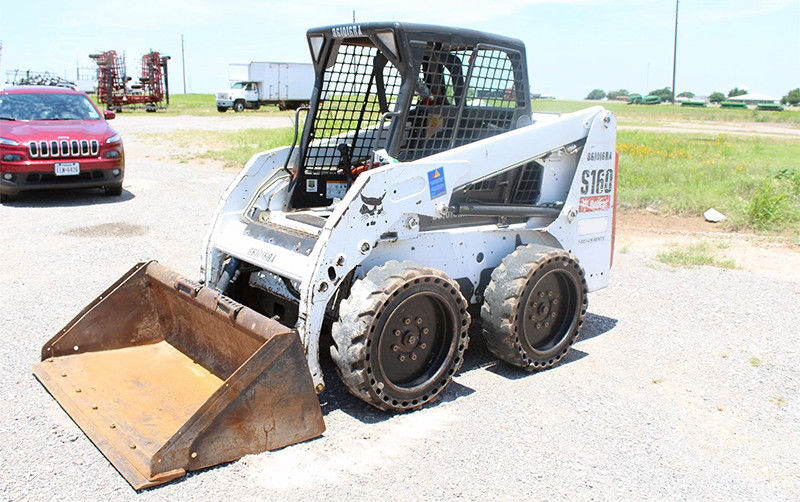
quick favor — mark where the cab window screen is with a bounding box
[304,43,402,175]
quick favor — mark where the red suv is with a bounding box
[0,85,124,202]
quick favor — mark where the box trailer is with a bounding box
[216,61,314,112]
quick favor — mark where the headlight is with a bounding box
[105,133,122,144]
[0,137,19,146]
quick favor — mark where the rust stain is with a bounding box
[33,261,325,489]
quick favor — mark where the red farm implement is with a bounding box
[90,50,170,112]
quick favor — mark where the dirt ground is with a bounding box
[1,114,798,500]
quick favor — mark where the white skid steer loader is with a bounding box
[33,22,617,489]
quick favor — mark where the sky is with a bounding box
[1,0,799,99]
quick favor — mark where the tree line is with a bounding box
[585,87,800,105]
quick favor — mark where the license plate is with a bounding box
[54,162,80,176]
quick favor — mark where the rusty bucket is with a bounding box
[32,261,325,489]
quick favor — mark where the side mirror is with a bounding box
[104,110,116,120]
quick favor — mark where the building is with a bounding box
[726,92,779,105]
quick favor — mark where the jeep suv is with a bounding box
[0,86,124,202]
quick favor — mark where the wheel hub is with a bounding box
[377,293,453,388]
[521,271,576,353]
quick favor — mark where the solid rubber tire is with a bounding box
[331,261,470,412]
[481,245,588,370]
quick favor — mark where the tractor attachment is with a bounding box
[32,261,324,489]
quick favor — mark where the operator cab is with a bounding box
[289,22,532,209]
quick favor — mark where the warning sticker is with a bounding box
[326,181,347,199]
[579,195,610,212]
[427,167,446,199]
[306,178,318,192]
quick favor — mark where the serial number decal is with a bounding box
[247,247,276,263]
[331,25,364,38]
[580,168,614,196]
[579,195,610,212]
[586,151,614,162]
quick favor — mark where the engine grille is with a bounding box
[28,139,100,159]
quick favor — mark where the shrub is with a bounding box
[708,92,725,103]
[586,89,606,100]
[746,179,794,229]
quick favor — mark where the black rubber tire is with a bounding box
[331,261,470,412]
[481,245,588,370]
[217,106,228,113]
[104,184,123,196]
[233,100,245,112]
[0,192,9,203]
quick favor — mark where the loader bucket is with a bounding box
[32,261,325,490]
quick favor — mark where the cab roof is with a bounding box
[307,21,526,53]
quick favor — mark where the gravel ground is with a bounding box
[1,119,798,500]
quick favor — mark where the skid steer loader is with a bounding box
[33,22,617,489]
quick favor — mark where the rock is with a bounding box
[704,208,726,223]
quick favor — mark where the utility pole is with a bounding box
[352,10,356,23]
[671,0,679,103]
[181,34,187,94]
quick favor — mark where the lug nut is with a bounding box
[110,423,116,429]
[75,388,81,393]
[392,345,399,352]
[410,353,417,361]
[394,329,401,336]
[422,327,430,335]
[415,317,423,325]
[536,323,542,329]
[398,355,406,362]
[544,322,550,328]
[551,312,557,318]
[420,343,427,349]
[129,443,136,450]
[539,291,545,298]
[404,318,411,325]
[548,290,553,297]
[553,299,558,305]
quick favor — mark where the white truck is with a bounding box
[215,61,314,112]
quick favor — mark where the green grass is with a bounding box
[145,103,800,234]
[95,94,800,124]
[532,99,800,126]
[657,241,736,269]
[618,130,800,233]
[92,93,289,116]
[145,128,295,167]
